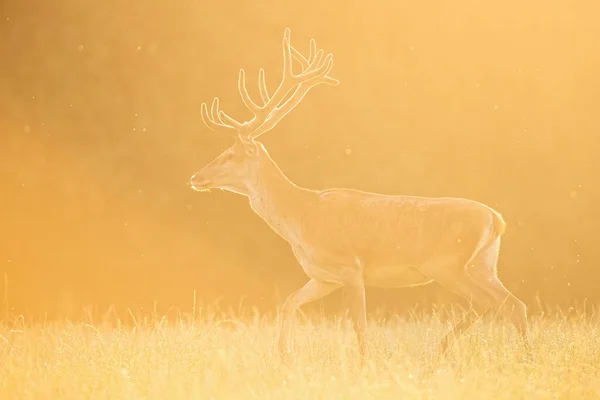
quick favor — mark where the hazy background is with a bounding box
[1,0,598,320]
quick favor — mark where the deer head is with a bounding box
[189,28,339,196]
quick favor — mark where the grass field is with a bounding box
[1,307,599,399]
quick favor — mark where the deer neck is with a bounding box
[246,151,312,241]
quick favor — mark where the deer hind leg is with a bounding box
[275,278,340,358]
[466,238,532,350]
[475,275,531,351]
[426,260,498,353]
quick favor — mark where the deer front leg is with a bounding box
[275,278,340,359]
[340,267,369,363]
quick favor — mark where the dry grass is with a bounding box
[1,307,599,399]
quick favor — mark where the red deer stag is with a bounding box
[190,28,531,360]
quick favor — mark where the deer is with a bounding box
[189,28,531,361]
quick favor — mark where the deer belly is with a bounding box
[363,264,433,288]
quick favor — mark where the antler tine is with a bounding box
[290,40,339,86]
[257,28,297,110]
[238,69,263,116]
[281,29,294,81]
[200,98,237,134]
[309,38,316,64]
[210,97,221,123]
[258,68,269,105]
[200,102,215,131]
